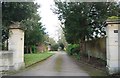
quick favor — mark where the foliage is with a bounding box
[2,2,39,43]
[66,44,80,56]
[2,2,45,52]
[22,17,45,53]
[44,35,59,51]
[56,25,67,48]
[53,1,120,44]
[2,2,39,26]
[44,34,57,45]
[59,42,64,50]
[31,45,37,53]
[24,52,54,67]
[51,43,59,51]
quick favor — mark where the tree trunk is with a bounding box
[33,45,36,53]
[26,46,29,54]
[7,39,8,50]
[30,47,32,54]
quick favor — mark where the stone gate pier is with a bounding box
[9,22,25,70]
[106,19,120,74]
[0,22,25,75]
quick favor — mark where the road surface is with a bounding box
[11,51,90,76]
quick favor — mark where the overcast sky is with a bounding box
[35,0,61,41]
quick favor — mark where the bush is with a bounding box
[66,44,73,55]
[66,44,80,56]
[51,44,59,51]
[32,45,37,53]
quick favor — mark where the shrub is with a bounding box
[66,44,80,56]
[66,44,73,55]
[32,45,37,53]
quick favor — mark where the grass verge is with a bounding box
[24,52,54,67]
[6,52,54,75]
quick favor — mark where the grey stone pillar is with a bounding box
[8,22,25,70]
[106,19,120,74]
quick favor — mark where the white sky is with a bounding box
[35,0,61,41]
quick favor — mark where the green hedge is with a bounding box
[66,44,80,56]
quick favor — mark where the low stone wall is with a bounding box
[85,38,106,61]
[0,51,14,71]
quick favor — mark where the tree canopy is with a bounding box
[2,2,45,52]
[2,2,39,26]
[2,2,39,43]
[53,1,120,44]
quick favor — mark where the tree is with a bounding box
[2,2,45,53]
[51,43,59,51]
[57,25,67,50]
[43,34,58,51]
[53,1,120,44]
[2,2,39,26]
[22,16,45,53]
[2,2,40,50]
[87,2,120,39]
[59,42,64,50]
[87,4,105,39]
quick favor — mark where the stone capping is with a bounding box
[106,19,120,24]
[9,22,23,30]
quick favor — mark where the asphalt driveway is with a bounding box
[11,51,90,76]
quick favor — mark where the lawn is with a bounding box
[24,52,54,67]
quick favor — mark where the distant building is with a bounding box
[36,44,47,52]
